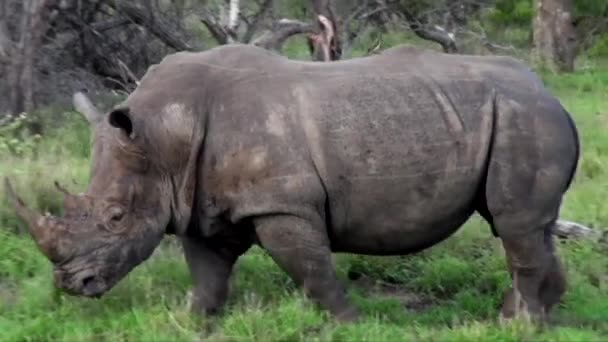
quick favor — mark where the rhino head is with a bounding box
[5,92,172,298]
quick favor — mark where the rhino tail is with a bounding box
[473,91,500,237]
[560,106,580,192]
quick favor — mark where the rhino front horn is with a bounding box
[4,178,62,262]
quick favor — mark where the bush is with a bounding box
[487,0,533,27]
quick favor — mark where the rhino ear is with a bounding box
[109,107,135,139]
[72,91,103,125]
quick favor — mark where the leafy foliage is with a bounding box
[487,0,533,26]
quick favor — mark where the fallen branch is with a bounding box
[554,220,605,242]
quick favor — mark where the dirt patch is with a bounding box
[349,274,433,312]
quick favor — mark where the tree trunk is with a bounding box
[307,0,342,61]
[0,3,11,62]
[533,0,577,72]
[7,0,55,116]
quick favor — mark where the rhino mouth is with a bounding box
[77,273,107,298]
[54,267,114,298]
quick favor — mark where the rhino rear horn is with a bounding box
[72,91,103,125]
[4,178,63,262]
[54,181,81,214]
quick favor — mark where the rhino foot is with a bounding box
[499,287,547,327]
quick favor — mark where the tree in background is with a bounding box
[1,0,55,117]
[533,0,577,72]
[1,0,607,119]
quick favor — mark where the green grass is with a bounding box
[1,56,607,341]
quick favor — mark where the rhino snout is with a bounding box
[54,268,107,298]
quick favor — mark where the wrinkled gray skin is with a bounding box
[9,44,579,323]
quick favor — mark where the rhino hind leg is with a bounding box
[538,231,567,315]
[480,99,577,324]
[484,172,570,325]
[253,214,359,322]
[495,220,555,323]
[498,225,567,321]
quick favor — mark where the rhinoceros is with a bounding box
[6,43,579,323]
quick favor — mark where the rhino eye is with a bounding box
[107,206,125,223]
[111,212,124,222]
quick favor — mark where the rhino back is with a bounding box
[188,47,500,254]
[125,45,567,254]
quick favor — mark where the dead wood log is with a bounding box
[554,220,605,242]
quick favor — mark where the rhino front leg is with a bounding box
[253,214,359,322]
[181,236,250,316]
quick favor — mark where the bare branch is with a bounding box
[200,9,230,45]
[105,0,192,51]
[458,24,518,54]
[398,8,457,53]
[365,34,384,55]
[252,18,314,51]
[104,77,132,95]
[341,2,389,58]
[92,17,130,32]
[117,58,139,86]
